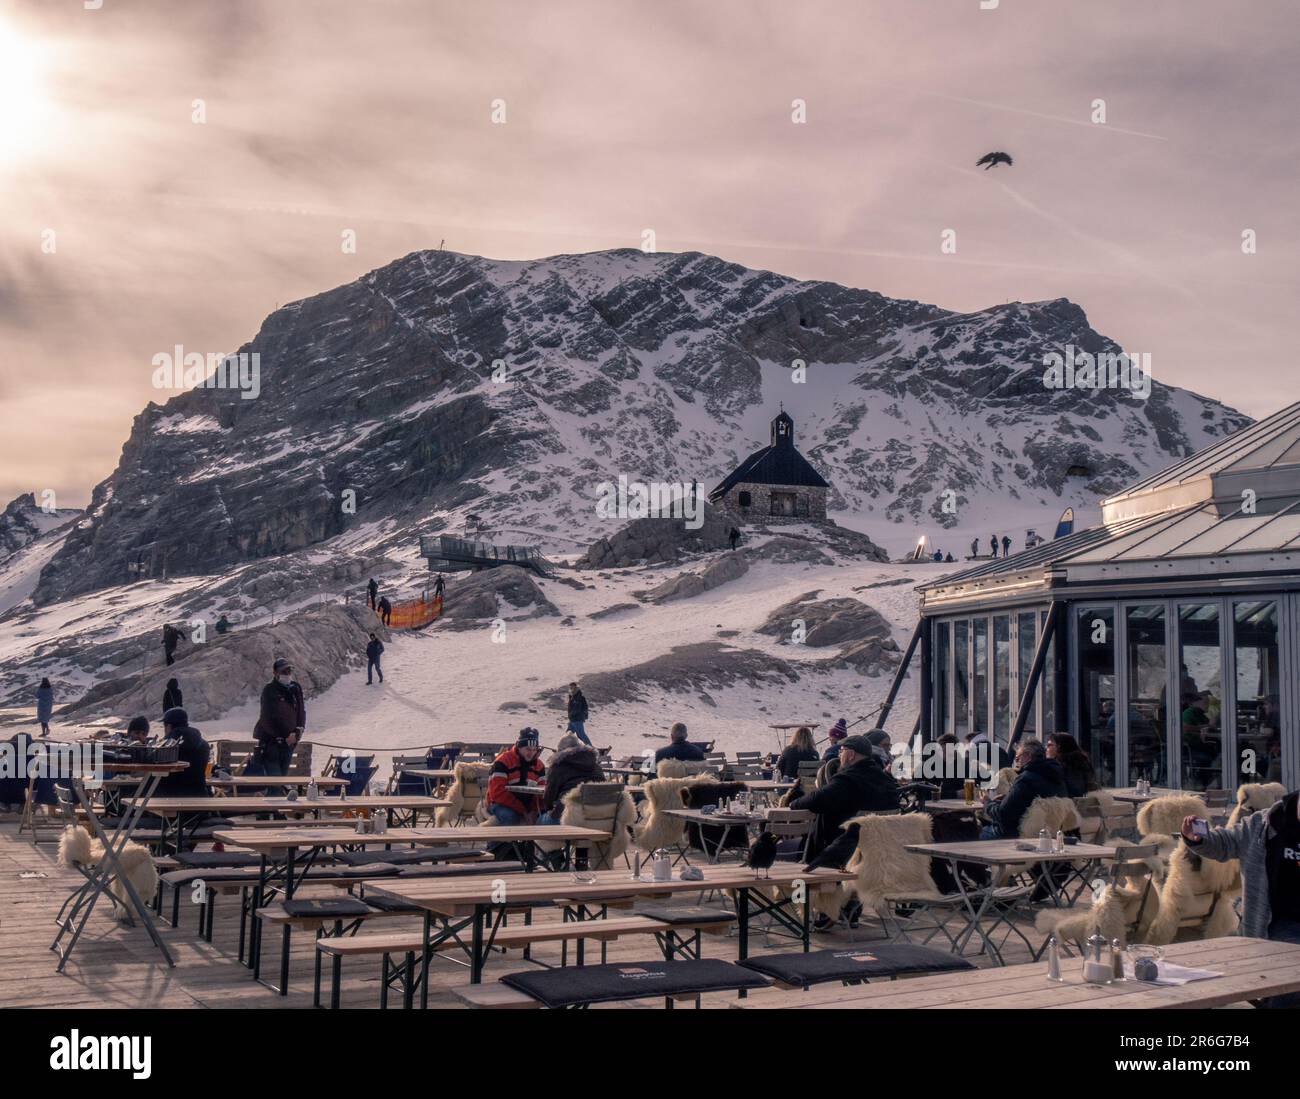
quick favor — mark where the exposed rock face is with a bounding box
[758,594,894,648]
[578,509,735,569]
[0,493,79,561]
[31,248,1247,606]
[436,566,559,630]
[539,641,802,708]
[61,601,385,723]
[641,552,750,604]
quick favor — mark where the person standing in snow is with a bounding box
[162,623,180,666]
[367,577,378,611]
[988,535,998,558]
[565,682,592,745]
[36,678,54,736]
[728,526,741,551]
[1001,534,1012,557]
[252,657,306,776]
[378,595,392,627]
[163,677,183,715]
[366,632,385,685]
[434,573,446,600]
[969,538,979,559]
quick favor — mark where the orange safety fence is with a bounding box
[383,594,444,631]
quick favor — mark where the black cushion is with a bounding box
[335,846,485,867]
[304,864,399,879]
[500,959,769,1008]
[362,893,424,914]
[632,904,736,926]
[161,867,261,885]
[174,851,262,869]
[736,945,974,986]
[281,897,373,919]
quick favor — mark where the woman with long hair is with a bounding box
[1047,731,1098,797]
[163,677,183,714]
[776,725,820,781]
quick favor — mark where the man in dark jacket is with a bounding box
[980,738,1066,839]
[252,657,306,776]
[539,733,605,822]
[366,633,384,685]
[367,577,378,610]
[792,734,900,860]
[157,707,210,797]
[653,722,706,764]
[162,623,180,666]
[565,682,592,745]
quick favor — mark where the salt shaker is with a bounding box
[1054,829,1064,853]
[1111,938,1125,980]
[1045,934,1064,982]
[1038,828,1051,853]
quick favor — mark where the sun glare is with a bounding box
[0,20,47,165]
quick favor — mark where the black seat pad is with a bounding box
[631,904,735,926]
[161,867,261,885]
[500,959,768,1008]
[737,945,973,986]
[174,851,262,869]
[282,897,373,919]
[335,846,485,867]
[303,864,399,879]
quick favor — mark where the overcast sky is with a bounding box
[2,0,1297,507]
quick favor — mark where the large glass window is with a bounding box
[993,616,1011,740]
[1017,611,1037,735]
[1078,607,1117,785]
[954,621,969,738]
[1126,605,1167,786]
[1042,610,1056,736]
[935,620,950,736]
[1233,601,1280,785]
[972,618,989,737]
[1178,603,1223,791]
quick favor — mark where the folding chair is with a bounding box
[762,808,815,863]
[322,753,378,797]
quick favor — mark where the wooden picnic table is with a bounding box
[1106,786,1179,804]
[214,823,608,993]
[734,936,1300,1010]
[919,799,983,813]
[903,839,1120,965]
[505,784,545,797]
[404,768,455,781]
[665,808,766,861]
[370,863,853,988]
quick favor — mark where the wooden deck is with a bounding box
[0,816,1032,1009]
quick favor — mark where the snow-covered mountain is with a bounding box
[32,248,1248,610]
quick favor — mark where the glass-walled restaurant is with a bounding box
[928,596,1289,790]
[915,401,1300,794]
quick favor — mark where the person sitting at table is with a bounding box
[935,733,965,799]
[978,738,1066,840]
[127,715,150,743]
[539,733,604,824]
[792,734,900,862]
[776,726,819,780]
[1046,732,1098,797]
[653,722,705,765]
[1180,786,1300,1007]
[156,707,211,798]
[485,728,547,826]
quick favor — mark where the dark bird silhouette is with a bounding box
[746,831,779,879]
[976,151,1013,170]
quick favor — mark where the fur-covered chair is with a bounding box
[435,761,491,826]
[1135,793,1209,871]
[1019,797,1079,838]
[1144,840,1239,944]
[656,759,715,779]
[1035,842,1161,948]
[1227,782,1286,828]
[992,767,1017,799]
[634,776,700,853]
[58,825,158,924]
[555,782,636,869]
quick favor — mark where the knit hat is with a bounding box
[865,729,890,748]
[517,727,540,747]
[127,716,150,736]
[162,707,189,729]
[828,719,848,741]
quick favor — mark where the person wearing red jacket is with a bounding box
[486,728,546,825]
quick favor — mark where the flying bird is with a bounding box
[746,831,779,879]
[976,151,1013,170]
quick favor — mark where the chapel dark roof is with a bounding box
[708,412,831,500]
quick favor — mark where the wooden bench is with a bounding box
[312,913,731,1008]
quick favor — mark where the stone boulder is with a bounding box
[436,566,560,630]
